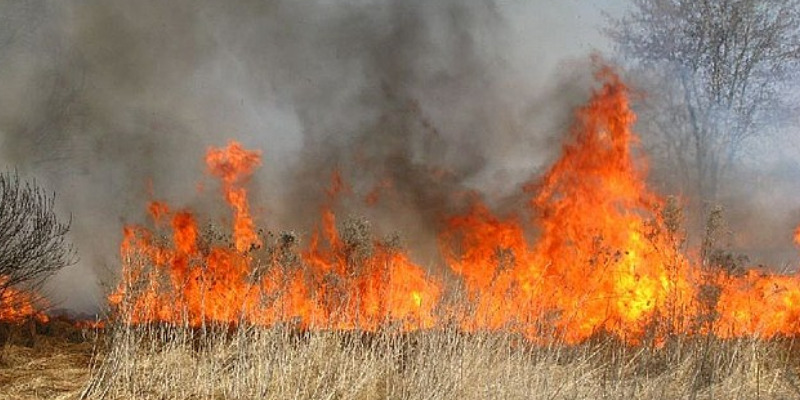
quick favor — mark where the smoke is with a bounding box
[617,58,800,268]
[0,0,620,313]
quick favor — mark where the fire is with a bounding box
[110,68,800,344]
[440,68,696,343]
[205,142,262,252]
[714,270,800,338]
[795,225,800,247]
[0,277,48,324]
[301,173,441,330]
[109,142,440,330]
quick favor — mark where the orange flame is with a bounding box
[109,66,800,344]
[206,141,262,252]
[0,277,48,324]
[440,69,696,344]
[794,225,800,247]
[302,173,441,330]
[110,144,440,330]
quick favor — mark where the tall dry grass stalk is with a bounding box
[80,319,800,400]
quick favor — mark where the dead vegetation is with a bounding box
[0,331,94,400]
[77,322,800,400]
[3,318,800,399]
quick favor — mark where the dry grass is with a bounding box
[2,314,800,399]
[0,334,94,400]
[78,322,800,400]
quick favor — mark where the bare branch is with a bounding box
[606,0,800,200]
[0,170,76,306]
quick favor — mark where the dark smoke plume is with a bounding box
[0,0,613,312]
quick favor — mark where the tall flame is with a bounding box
[440,68,696,343]
[109,68,800,344]
[205,142,262,252]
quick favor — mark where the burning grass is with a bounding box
[9,66,800,398]
[104,67,800,343]
[0,279,49,326]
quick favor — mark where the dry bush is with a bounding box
[0,170,76,295]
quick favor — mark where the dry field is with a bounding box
[4,322,800,399]
[0,326,93,400]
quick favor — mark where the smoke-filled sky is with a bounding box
[4,0,796,314]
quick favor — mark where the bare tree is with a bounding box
[0,171,76,305]
[606,0,800,201]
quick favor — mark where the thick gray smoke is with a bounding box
[0,0,626,313]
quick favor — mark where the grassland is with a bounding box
[2,315,800,399]
[8,323,800,399]
[0,331,93,400]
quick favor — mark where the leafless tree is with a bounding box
[606,0,800,201]
[0,171,76,304]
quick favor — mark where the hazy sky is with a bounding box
[500,0,628,68]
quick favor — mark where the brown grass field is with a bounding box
[0,332,92,400]
[4,321,800,399]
